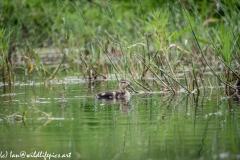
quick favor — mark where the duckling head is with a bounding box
[119,79,133,93]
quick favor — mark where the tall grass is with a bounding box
[184,1,239,90]
[0,28,13,93]
[1,0,239,94]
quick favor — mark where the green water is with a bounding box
[0,78,240,160]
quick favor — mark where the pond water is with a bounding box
[0,77,240,160]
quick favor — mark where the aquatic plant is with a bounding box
[0,28,13,93]
[0,0,239,94]
[182,1,239,94]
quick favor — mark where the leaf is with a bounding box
[170,27,192,41]
[196,37,211,44]
[21,56,30,61]
[22,109,28,119]
[29,61,34,73]
[203,18,219,25]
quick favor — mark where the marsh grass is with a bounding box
[1,0,239,94]
[0,28,13,93]
[182,1,239,93]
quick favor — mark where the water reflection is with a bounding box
[96,99,134,112]
[1,80,240,160]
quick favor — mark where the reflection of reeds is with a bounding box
[4,109,52,127]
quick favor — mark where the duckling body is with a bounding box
[95,80,133,100]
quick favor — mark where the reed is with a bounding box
[182,2,239,93]
[0,29,13,93]
[1,0,239,94]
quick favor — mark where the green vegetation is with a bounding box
[0,0,239,94]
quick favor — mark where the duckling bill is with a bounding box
[95,80,133,99]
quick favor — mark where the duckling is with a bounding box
[95,80,133,100]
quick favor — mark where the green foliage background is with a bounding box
[0,0,239,91]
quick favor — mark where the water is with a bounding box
[0,78,240,160]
